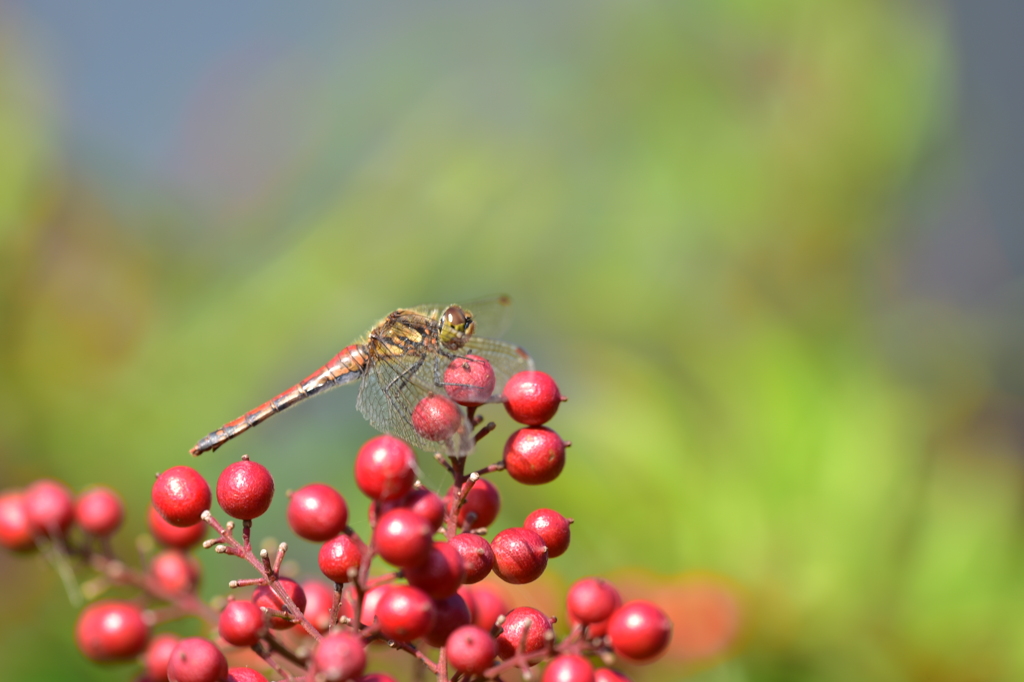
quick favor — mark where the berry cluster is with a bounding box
[0,363,673,681]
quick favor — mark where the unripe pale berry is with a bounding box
[491,527,548,584]
[287,483,348,541]
[75,600,150,662]
[24,479,75,536]
[166,637,227,682]
[503,427,566,485]
[152,466,211,527]
[75,486,124,536]
[411,394,462,442]
[216,458,274,520]
[524,508,571,558]
[503,371,563,425]
[354,435,416,502]
[446,625,498,675]
[444,355,496,406]
[495,606,552,660]
[607,600,673,661]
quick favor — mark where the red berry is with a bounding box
[356,675,399,682]
[75,486,124,536]
[318,534,363,584]
[75,600,150,661]
[354,435,416,502]
[311,631,366,681]
[593,670,632,682]
[376,585,436,642]
[607,600,673,661]
[446,625,497,675]
[0,491,34,551]
[148,505,207,548]
[359,585,391,627]
[524,508,571,558]
[580,588,621,638]
[567,578,619,625]
[376,488,444,532]
[152,466,211,527]
[166,637,227,682]
[411,394,463,442]
[446,478,500,530]
[218,600,265,647]
[503,427,566,485]
[503,371,563,425]
[216,458,274,520]
[404,541,465,599]
[287,483,348,541]
[24,478,75,536]
[543,654,595,682]
[227,669,268,682]
[302,579,337,633]
[444,355,496,406]
[149,549,200,594]
[495,606,552,660]
[459,584,507,632]
[425,593,472,647]
[145,633,181,682]
[373,508,433,568]
[490,527,548,584]
[448,533,494,584]
[252,577,307,629]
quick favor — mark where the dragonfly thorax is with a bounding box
[439,305,475,350]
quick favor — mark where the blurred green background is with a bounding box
[2,2,1023,681]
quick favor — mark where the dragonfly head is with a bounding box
[440,305,475,349]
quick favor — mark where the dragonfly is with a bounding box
[190,296,533,458]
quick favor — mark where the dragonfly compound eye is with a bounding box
[441,306,472,347]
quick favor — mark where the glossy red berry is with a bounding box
[356,675,399,682]
[607,600,673,661]
[524,508,571,558]
[148,505,207,548]
[311,631,366,681]
[252,577,307,629]
[503,427,566,485]
[405,541,465,599]
[444,355,496,406]
[145,633,181,682]
[75,600,150,661]
[373,508,433,568]
[567,577,620,625]
[166,637,227,682]
[227,669,268,682]
[24,479,75,536]
[503,371,563,425]
[490,527,548,584]
[376,585,436,642]
[287,483,348,541]
[302,579,337,633]
[354,435,416,502]
[152,466,211,527]
[376,488,445,532]
[447,478,500,530]
[216,458,274,520]
[495,606,552,660]
[580,588,621,638]
[149,549,200,594]
[446,625,498,675]
[75,486,124,536]
[459,584,508,632]
[593,670,632,682]
[448,533,494,584]
[359,585,391,627]
[411,394,463,442]
[425,593,472,647]
[543,654,595,682]
[0,491,34,551]
[318,534,363,584]
[218,600,265,646]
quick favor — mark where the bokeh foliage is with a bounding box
[3,2,1021,681]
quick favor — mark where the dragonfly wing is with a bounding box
[462,336,535,392]
[356,350,475,458]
